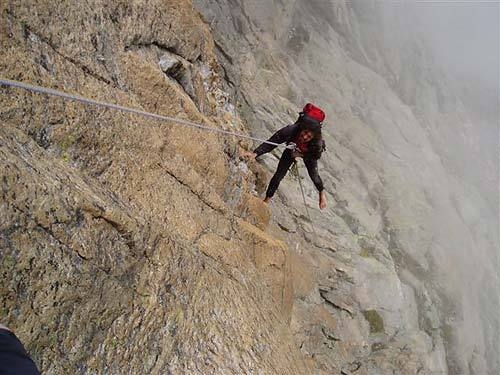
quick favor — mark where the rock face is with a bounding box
[1,1,308,374]
[194,1,499,374]
[1,1,498,375]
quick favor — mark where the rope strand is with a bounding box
[1,78,320,232]
[293,161,318,237]
[0,78,291,149]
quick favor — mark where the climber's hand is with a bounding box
[241,151,257,160]
[319,190,327,210]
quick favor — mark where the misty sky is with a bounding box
[413,1,499,94]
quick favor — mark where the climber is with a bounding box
[243,103,327,210]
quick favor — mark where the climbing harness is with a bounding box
[0,78,296,150]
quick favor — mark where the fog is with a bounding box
[349,2,500,371]
[396,3,500,372]
[416,2,498,86]
[412,0,499,227]
[368,0,499,217]
[413,1,499,121]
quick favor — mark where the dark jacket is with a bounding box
[254,123,302,157]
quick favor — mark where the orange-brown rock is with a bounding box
[0,1,312,373]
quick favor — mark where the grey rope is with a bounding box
[0,78,293,149]
[1,78,324,240]
[293,161,318,237]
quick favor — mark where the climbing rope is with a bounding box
[293,161,318,237]
[1,78,322,236]
[0,78,295,150]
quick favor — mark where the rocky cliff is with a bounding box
[1,1,309,373]
[194,1,499,374]
[1,1,498,374]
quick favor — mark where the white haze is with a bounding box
[414,1,499,121]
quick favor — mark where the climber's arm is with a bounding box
[252,124,298,157]
[304,158,327,210]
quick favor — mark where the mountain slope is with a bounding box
[1,1,498,374]
[194,0,499,374]
[1,1,310,373]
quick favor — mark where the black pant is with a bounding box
[266,149,324,198]
[0,329,40,375]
